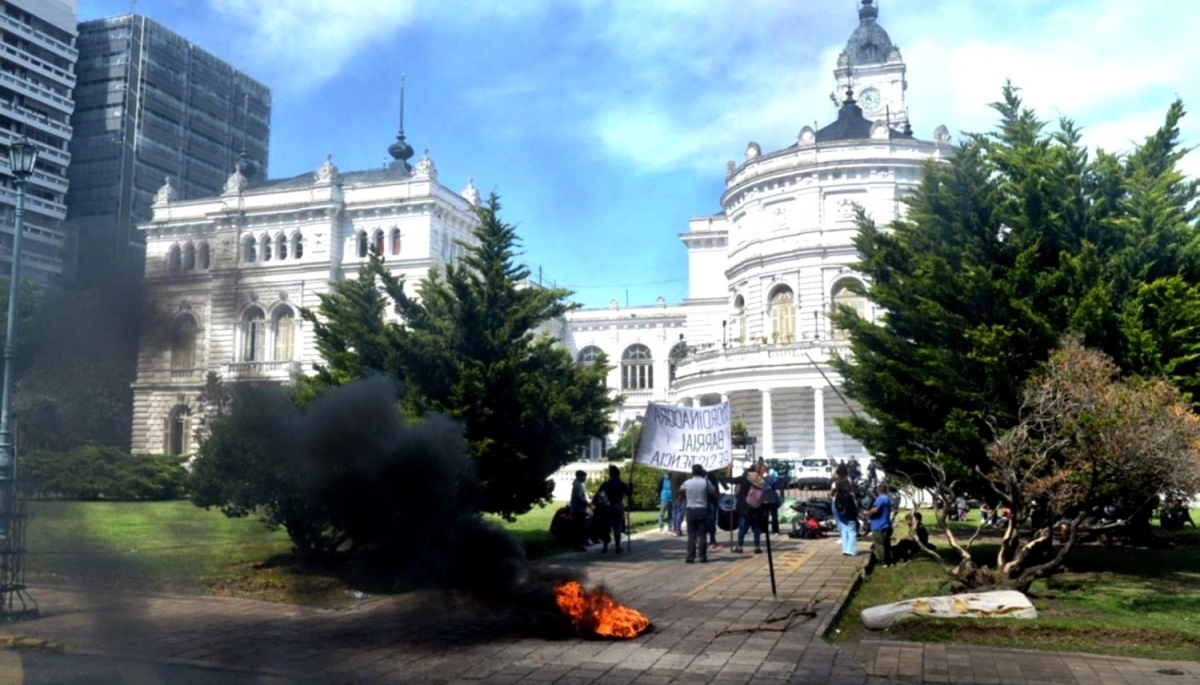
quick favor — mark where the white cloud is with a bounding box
[206,0,420,93]
[582,0,1200,178]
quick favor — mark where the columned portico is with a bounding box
[761,389,774,457]
[813,386,826,458]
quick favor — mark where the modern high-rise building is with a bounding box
[68,14,270,285]
[0,0,78,286]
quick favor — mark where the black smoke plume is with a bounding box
[238,376,581,626]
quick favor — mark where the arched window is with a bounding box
[182,243,195,271]
[276,233,287,260]
[167,405,190,456]
[273,306,295,361]
[241,306,266,362]
[390,228,401,255]
[373,229,384,255]
[733,295,746,344]
[292,232,304,259]
[198,242,210,269]
[576,345,603,368]
[668,341,687,382]
[357,231,368,258]
[770,287,796,344]
[260,234,272,261]
[243,236,257,263]
[621,344,653,390]
[170,315,197,370]
[832,279,869,340]
[167,244,181,273]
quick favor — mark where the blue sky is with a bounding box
[78,0,1199,308]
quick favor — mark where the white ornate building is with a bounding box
[561,0,954,462]
[130,122,484,456]
[131,0,953,465]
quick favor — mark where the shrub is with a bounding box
[22,446,187,501]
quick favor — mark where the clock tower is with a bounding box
[833,0,908,130]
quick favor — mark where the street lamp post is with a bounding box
[0,138,38,619]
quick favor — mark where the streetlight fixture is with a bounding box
[0,137,38,619]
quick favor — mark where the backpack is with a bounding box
[835,490,858,520]
[746,485,764,509]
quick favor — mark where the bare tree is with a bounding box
[919,337,1200,592]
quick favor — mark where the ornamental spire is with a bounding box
[387,73,415,171]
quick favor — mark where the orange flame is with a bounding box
[554,581,650,639]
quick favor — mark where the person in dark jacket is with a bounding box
[727,467,766,553]
[597,464,631,554]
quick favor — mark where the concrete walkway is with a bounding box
[5,531,1199,684]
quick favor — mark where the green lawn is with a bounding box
[832,516,1200,661]
[25,500,660,606]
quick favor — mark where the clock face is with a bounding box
[859,87,882,112]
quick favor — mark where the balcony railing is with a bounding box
[672,339,850,382]
[169,368,201,380]
[225,361,302,378]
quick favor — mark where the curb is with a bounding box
[817,560,867,639]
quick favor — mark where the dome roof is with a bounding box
[842,0,894,67]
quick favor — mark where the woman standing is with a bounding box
[829,463,859,556]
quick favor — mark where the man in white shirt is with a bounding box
[681,464,717,563]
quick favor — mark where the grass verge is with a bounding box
[831,523,1200,662]
[26,500,659,606]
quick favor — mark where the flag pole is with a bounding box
[628,403,652,553]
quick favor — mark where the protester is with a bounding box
[729,466,767,553]
[829,463,859,556]
[764,468,782,535]
[596,464,631,554]
[569,469,591,552]
[866,483,894,567]
[704,470,724,549]
[657,472,673,532]
[681,464,717,563]
[670,472,687,536]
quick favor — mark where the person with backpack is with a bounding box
[829,463,859,556]
[728,466,766,553]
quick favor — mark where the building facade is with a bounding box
[0,0,78,285]
[561,0,955,463]
[129,125,484,456]
[68,14,270,285]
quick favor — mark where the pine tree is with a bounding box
[304,194,618,518]
[831,85,1200,490]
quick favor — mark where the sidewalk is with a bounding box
[5,531,1199,684]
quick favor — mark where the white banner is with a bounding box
[634,401,733,473]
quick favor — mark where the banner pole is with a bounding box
[628,405,650,554]
[764,513,778,600]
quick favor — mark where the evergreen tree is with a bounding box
[304,194,617,519]
[831,85,1200,490]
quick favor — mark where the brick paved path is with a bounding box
[9,531,1200,684]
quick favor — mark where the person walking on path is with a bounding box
[682,464,717,563]
[866,483,894,567]
[657,473,673,532]
[829,463,859,556]
[597,464,632,554]
[569,469,591,551]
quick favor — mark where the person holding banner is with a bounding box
[681,464,717,563]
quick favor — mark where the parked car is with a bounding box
[797,457,835,478]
